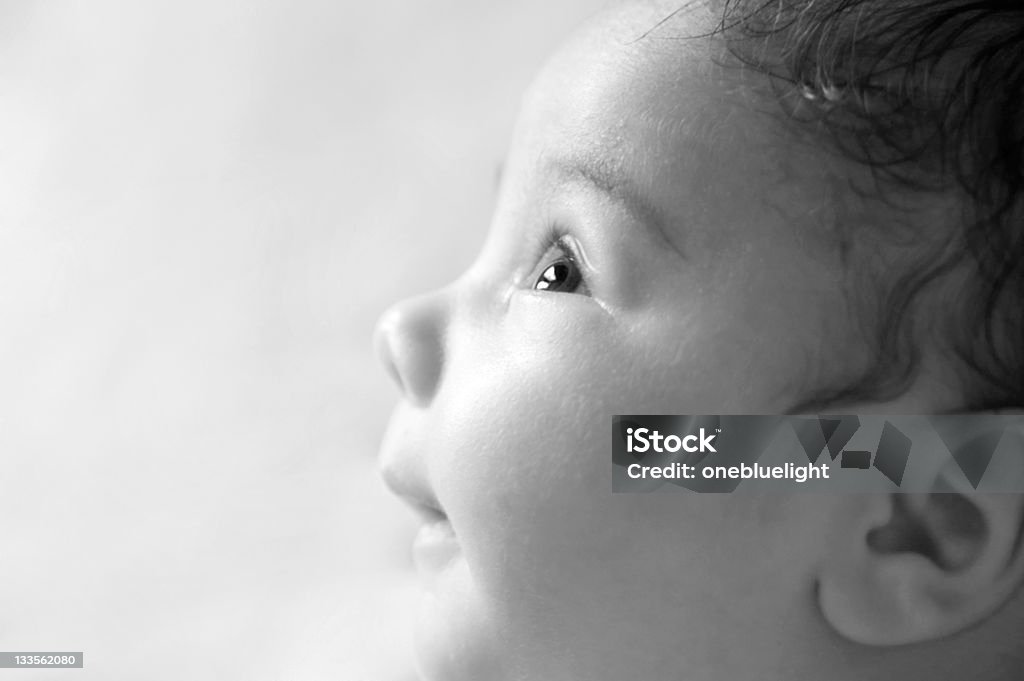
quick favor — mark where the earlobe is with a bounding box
[817,484,1024,646]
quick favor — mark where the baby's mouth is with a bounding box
[411,511,459,576]
[400,497,460,578]
[379,462,461,575]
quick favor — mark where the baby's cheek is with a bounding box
[439,296,624,514]
[440,292,701,532]
[431,297,670,648]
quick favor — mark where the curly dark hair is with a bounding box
[652,1,1024,411]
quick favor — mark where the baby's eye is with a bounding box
[533,252,587,294]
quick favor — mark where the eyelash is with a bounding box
[528,228,590,296]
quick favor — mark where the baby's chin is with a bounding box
[413,555,505,681]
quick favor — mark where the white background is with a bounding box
[0,1,597,678]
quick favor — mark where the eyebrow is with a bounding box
[546,157,683,258]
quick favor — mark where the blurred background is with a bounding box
[0,1,598,678]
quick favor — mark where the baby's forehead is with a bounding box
[524,3,716,118]
[513,19,828,228]
[515,2,814,181]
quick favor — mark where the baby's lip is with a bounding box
[406,496,448,526]
[379,458,448,525]
[381,459,461,579]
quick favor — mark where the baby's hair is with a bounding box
[678,1,1024,411]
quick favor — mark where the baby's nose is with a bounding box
[373,291,448,407]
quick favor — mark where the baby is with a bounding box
[374,1,1024,679]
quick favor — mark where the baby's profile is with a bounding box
[374,1,1024,679]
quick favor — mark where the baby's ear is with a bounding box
[816,449,1024,646]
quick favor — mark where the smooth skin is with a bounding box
[375,2,1022,680]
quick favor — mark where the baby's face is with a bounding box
[376,2,940,680]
